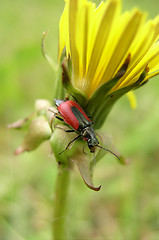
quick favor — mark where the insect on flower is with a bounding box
[53,98,120,160]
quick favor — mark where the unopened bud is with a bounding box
[15,116,51,155]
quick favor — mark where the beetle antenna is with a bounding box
[97,145,120,161]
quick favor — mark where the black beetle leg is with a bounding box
[65,129,75,133]
[55,116,64,122]
[48,109,64,131]
[59,135,81,155]
[48,108,64,122]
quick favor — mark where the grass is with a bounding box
[1,0,159,239]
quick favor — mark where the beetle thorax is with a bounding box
[81,127,99,153]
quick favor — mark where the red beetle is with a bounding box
[55,100,92,131]
[53,98,119,160]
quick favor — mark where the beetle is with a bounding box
[53,98,120,160]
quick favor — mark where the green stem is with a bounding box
[52,163,70,240]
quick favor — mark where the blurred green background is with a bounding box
[1,0,159,239]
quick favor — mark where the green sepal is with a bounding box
[93,65,149,129]
[86,54,131,119]
[71,152,101,191]
[55,48,67,99]
[61,57,87,107]
[89,131,129,176]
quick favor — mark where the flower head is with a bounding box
[9,0,159,191]
[58,0,159,127]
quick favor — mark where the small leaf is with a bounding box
[7,112,36,129]
[41,31,58,71]
[71,152,101,191]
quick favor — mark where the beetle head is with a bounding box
[54,99,65,107]
[81,127,120,160]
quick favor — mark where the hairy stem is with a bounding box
[52,162,70,240]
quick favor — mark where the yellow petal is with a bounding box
[88,9,144,97]
[119,41,159,88]
[68,0,80,84]
[59,0,159,99]
[127,91,137,109]
[102,10,144,81]
[59,0,70,59]
[85,0,120,93]
[115,18,159,89]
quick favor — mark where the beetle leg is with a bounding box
[55,126,75,133]
[66,130,75,133]
[48,108,64,121]
[55,116,64,121]
[59,135,81,155]
[65,129,75,133]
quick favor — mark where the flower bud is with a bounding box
[8,99,52,155]
[14,115,51,155]
[35,99,51,112]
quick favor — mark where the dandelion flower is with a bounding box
[59,0,159,127]
[10,0,159,192]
